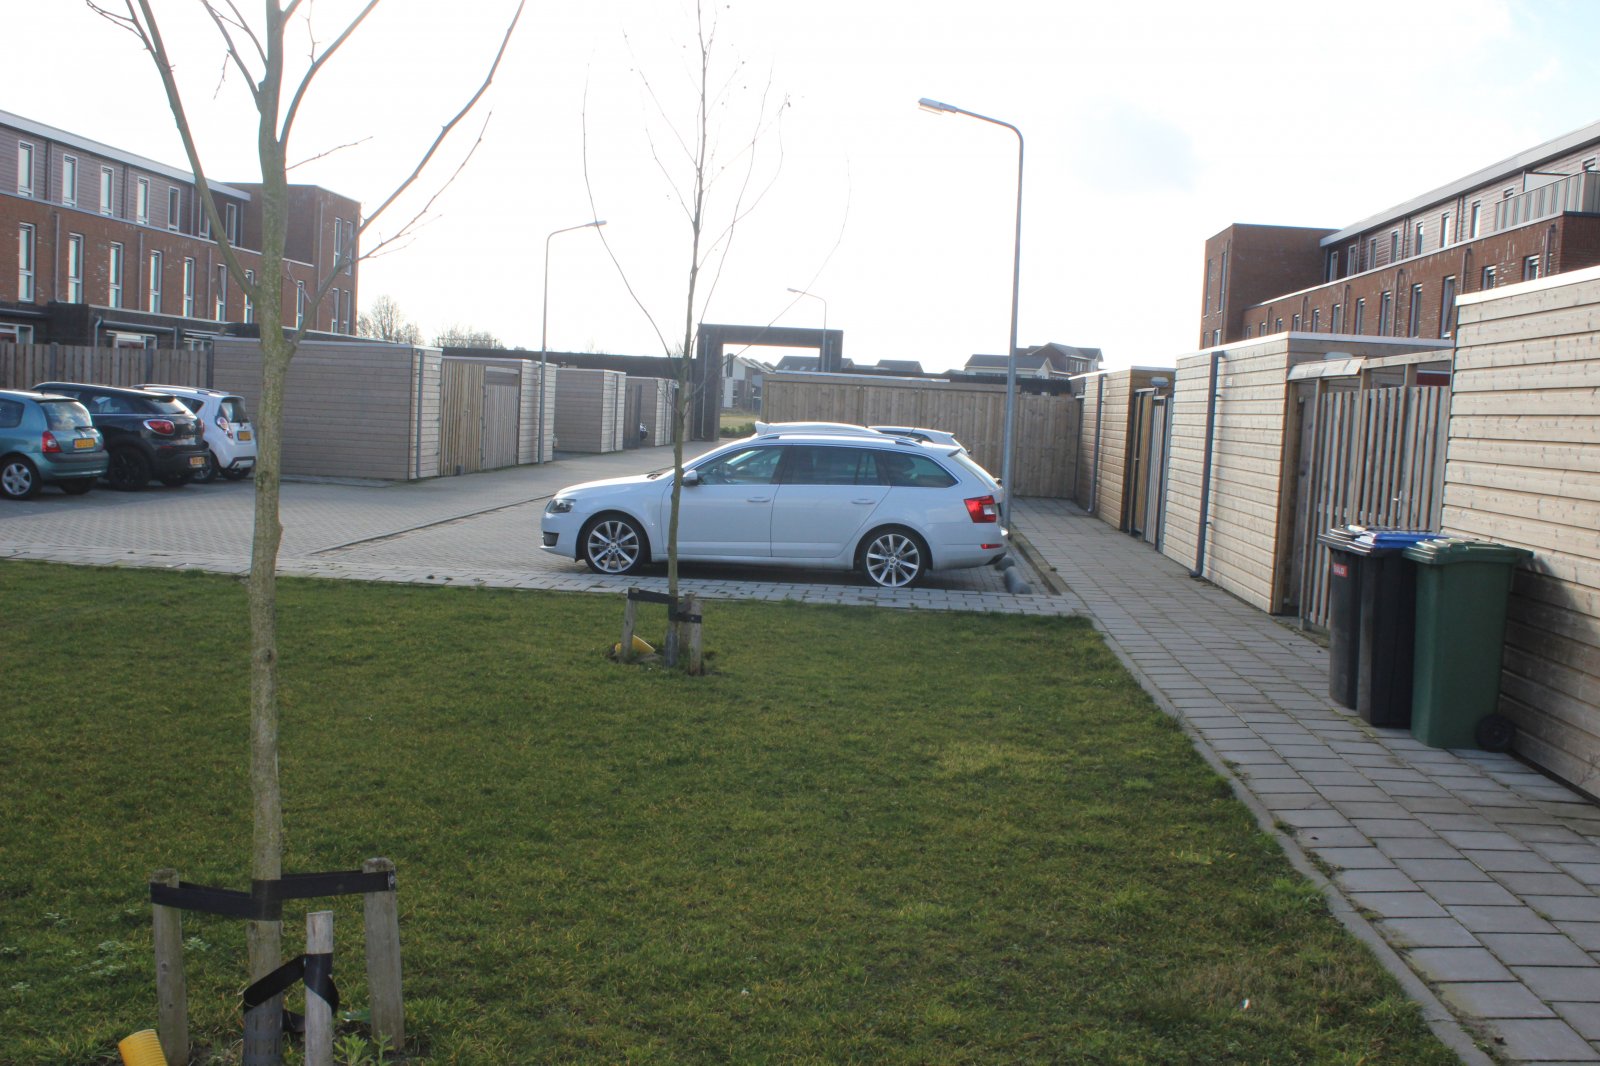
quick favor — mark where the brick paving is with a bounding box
[8,452,1600,1062]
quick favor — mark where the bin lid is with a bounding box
[1401,538,1534,566]
[1357,531,1440,549]
[1317,525,1367,550]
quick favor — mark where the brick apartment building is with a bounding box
[1,108,359,349]
[1200,119,1600,347]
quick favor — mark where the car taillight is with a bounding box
[965,494,998,523]
[216,413,234,440]
[144,418,176,435]
[41,431,61,454]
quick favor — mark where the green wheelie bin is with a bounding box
[1401,538,1533,749]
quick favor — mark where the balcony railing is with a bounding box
[1494,171,1600,231]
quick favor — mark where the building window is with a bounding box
[17,142,34,196]
[1331,303,1342,333]
[1379,291,1393,335]
[1274,317,1283,332]
[1366,238,1377,271]
[214,265,227,321]
[1585,158,1597,172]
[1408,284,1423,337]
[0,324,35,343]
[109,243,124,308]
[1347,245,1358,274]
[1326,251,1338,281]
[199,204,210,240]
[1524,255,1542,281]
[296,280,307,328]
[1440,211,1452,248]
[1292,314,1302,331]
[100,167,115,215]
[1204,258,1214,312]
[62,155,78,206]
[182,258,196,317]
[136,178,150,224]
[1212,328,1222,345]
[147,250,162,312]
[1389,231,1399,263]
[17,224,35,300]
[1414,221,1425,255]
[66,234,84,303]
[1469,202,1482,239]
[1440,275,1457,338]
[331,287,341,335]
[1354,298,1366,334]
[168,187,181,232]
[244,269,255,324]
[225,203,239,245]
[1482,265,1496,290]
[1218,250,1228,308]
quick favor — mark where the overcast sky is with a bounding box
[13,0,1600,371]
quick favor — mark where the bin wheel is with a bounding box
[1476,714,1517,753]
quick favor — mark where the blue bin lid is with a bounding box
[1357,531,1441,549]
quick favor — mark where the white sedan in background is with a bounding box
[540,429,1006,588]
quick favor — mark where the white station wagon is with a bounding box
[540,429,1007,588]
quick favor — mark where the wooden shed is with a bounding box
[212,337,441,480]
[1448,264,1600,791]
[554,367,626,453]
[628,377,675,448]
[1070,367,1174,539]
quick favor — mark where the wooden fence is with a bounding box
[0,343,211,391]
[761,372,1079,498]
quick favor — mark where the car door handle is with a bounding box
[747,496,771,503]
[852,498,876,505]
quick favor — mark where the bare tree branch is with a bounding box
[359,116,489,262]
[279,0,383,144]
[288,135,373,172]
[200,0,264,106]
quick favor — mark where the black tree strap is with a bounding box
[242,952,339,1020]
[150,868,395,919]
[628,588,677,607]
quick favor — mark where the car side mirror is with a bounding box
[682,468,701,487]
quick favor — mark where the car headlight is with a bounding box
[546,498,575,514]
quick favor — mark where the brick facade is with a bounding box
[1,109,359,347]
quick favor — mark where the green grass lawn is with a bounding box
[0,561,1455,1065]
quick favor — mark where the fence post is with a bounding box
[363,857,404,1052]
[150,869,190,1066]
[304,912,334,1066]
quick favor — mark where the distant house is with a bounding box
[723,352,775,410]
[872,359,924,374]
[961,342,1102,378]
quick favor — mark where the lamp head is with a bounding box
[918,97,957,114]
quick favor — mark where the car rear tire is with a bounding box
[59,478,94,496]
[160,473,193,487]
[191,451,219,483]
[860,526,928,589]
[582,514,648,575]
[0,456,40,500]
[220,466,252,481]
[107,448,152,491]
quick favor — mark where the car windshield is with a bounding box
[41,400,93,431]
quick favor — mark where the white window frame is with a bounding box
[66,234,84,303]
[225,203,239,245]
[147,250,163,313]
[1440,275,1457,338]
[1414,221,1424,255]
[214,265,227,321]
[1389,231,1399,263]
[1469,201,1482,239]
[296,280,307,328]
[1354,297,1366,334]
[101,167,115,215]
[1524,255,1542,281]
[17,224,35,300]
[182,257,196,317]
[244,269,255,323]
[136,178,150,224]
[1482,264,1496,290]
[1408,284,1423,337]
[1440,211,1452,248]
[62,155,78,206]
[109,243,125,308]
[168,187,181,232]
[0,324,35,343]
[17,142,34,196]
[1379,291,1393,335]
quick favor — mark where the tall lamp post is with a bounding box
[786,286,828,368]
[918,97,1023,521]
[540,219,606,461]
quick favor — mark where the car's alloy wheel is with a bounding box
[584,516,645,575]
[107,448,151,491]
[0,457,39,500]
[191,451,219,483]
[862,529,926,589]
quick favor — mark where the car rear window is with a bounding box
[142,396,193,417]
[950,451,999,489]
[877,451,957,488]
[41,400,93,431]
[221,397,250,423]
[0,399,23,429]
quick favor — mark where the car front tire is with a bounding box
[191,451,219,483]
[582,514,648,575]
[59,478,94,496]
[860,527,928,589]
[107,448,151,491]
[0,456,40,500]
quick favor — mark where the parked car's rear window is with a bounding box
[0,399,23,429]
[878,452,957,488]
[142,396,192,417]
[171,396,204,415]
[221,398,250,423]
[41,400,93,431]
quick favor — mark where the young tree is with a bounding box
[433,325,504,349]
[357,293,422,345]
[89,3,523,1061]
[585,1,786,664]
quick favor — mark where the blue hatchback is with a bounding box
[0,389,107,499]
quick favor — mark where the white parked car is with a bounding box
[541,431,1007,588]
[138,384,256,482]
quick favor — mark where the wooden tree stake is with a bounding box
[150,869,190,1066]
[304,912,333,1066]
[363,857,405,1052]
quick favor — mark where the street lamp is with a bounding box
[786,287,828,368]
[918,96,1023,522]
[539,219,606,461]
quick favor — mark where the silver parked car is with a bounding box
[540,430,1006,588]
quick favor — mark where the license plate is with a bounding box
[73,437,96,450]
[238,430,252,441]
[189,455,206,467]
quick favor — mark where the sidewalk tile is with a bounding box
[1438,981,1557,1019]
[1407,947,1515,982]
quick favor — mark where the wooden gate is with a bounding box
[441,360,522,474]
[1292,383,1450,628]
[481,367,521,469]
[1129,391,1169,545]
